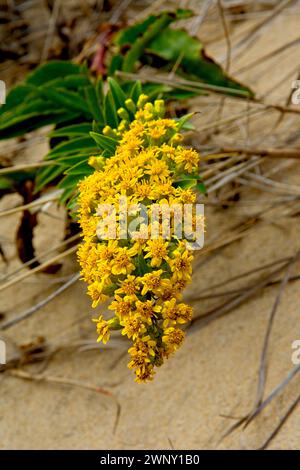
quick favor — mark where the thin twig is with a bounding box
[0,245,78,294]
[0,233,80,283]
[220,146,300,159]
[0,161,52,175]
[0,273,80,330]
[258,392,300,450]
[8,368,112,396]
[253,248,300,412]
[0,193,60,218]
[190,256,296,331]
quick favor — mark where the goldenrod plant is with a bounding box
[78,95,203,382]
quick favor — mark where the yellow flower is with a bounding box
[152,182,175,199]
[111,247,135,275]
[139,269,169,296]
[162,299,193,327]
[174,147,199,173]
[120,315,146,340]
[87,280,109,308]
[128,352,150,370]
[115,275,140,302]
[175,188,196,204]
[145,159,170,182]
[109,295,132,318]
[135,181,155,200]
[149,126,166,140]
[129,336,157,358]
[155,279,182,301]
[97,240,119,261]
[92,315,110,344]
[144,238,169,267]
[135,300,161,324]
[169,249,193,281]
[135,364,155,383]
[162,327,185,355]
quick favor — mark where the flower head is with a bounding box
[77,96,202,383]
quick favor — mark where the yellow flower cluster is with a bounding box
[77,95,201,383]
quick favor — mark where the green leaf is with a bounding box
[114,9,192,46]
[95,78,104,104]
[129,81,142,103]
[55,154,90,166]
[108,77,127,109]
[49,123,92,138]
[84,85,104,122]
[115,14,158,46]
[135,253,151,276]
[176,113,195,131]
[0,109,79,139]
[146,27,254,98]
[35,164,63,192]
[60,186,77,204]
[58,173,84,190]
[142,83,171,99]
[196,182,207,194]
[0,176,15,190]
[0,84,34,116]
[122,13,175,73]
[175,179,197,189]
[108,55,124,75]
[113,9,253,99]
[65,160,94,176]
[90,132,118,154]
[26,61,82,86]
[36,87,91,116]
[47,136,98,159]
[104,90,119,128]
[44,75,91,90]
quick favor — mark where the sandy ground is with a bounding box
[1,2,300,450]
